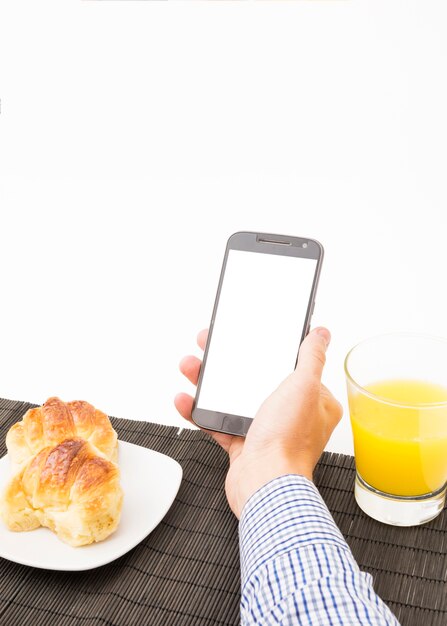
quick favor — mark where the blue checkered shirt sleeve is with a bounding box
[239,475,400,625]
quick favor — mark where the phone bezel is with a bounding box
[191,231,324,437]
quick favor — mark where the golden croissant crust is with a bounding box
[1,438,123,546]
[6,397,118,471]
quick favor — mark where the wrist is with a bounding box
[228,454,314,518]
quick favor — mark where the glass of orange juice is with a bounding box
[344,333,447,526]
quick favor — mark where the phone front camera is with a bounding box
[302,242,308,248]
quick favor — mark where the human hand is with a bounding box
[175,327,343,519]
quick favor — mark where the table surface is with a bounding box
[1,397,446,626]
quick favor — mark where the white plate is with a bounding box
[0,440,182,571]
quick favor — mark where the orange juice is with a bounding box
[349,379,447,496]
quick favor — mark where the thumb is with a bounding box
[295,327,331,381]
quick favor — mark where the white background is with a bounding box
[1,1,447,455]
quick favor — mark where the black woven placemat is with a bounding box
[0,398,446,626]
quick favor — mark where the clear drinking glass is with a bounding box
[344,333,447,526]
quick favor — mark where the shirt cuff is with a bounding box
[239,474,354,587]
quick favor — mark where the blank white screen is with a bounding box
[197,249,318,418]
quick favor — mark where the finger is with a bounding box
[197,329,209,351]
[295,327,331,381]
[174,392,196,424]
[179,355,202,386]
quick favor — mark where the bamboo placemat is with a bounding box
[0,398,445,626]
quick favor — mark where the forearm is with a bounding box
[239,475,400,625]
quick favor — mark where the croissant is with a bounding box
[6,397,118,471]
[0,438,123,546]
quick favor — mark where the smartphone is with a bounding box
[192,231,324,437]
